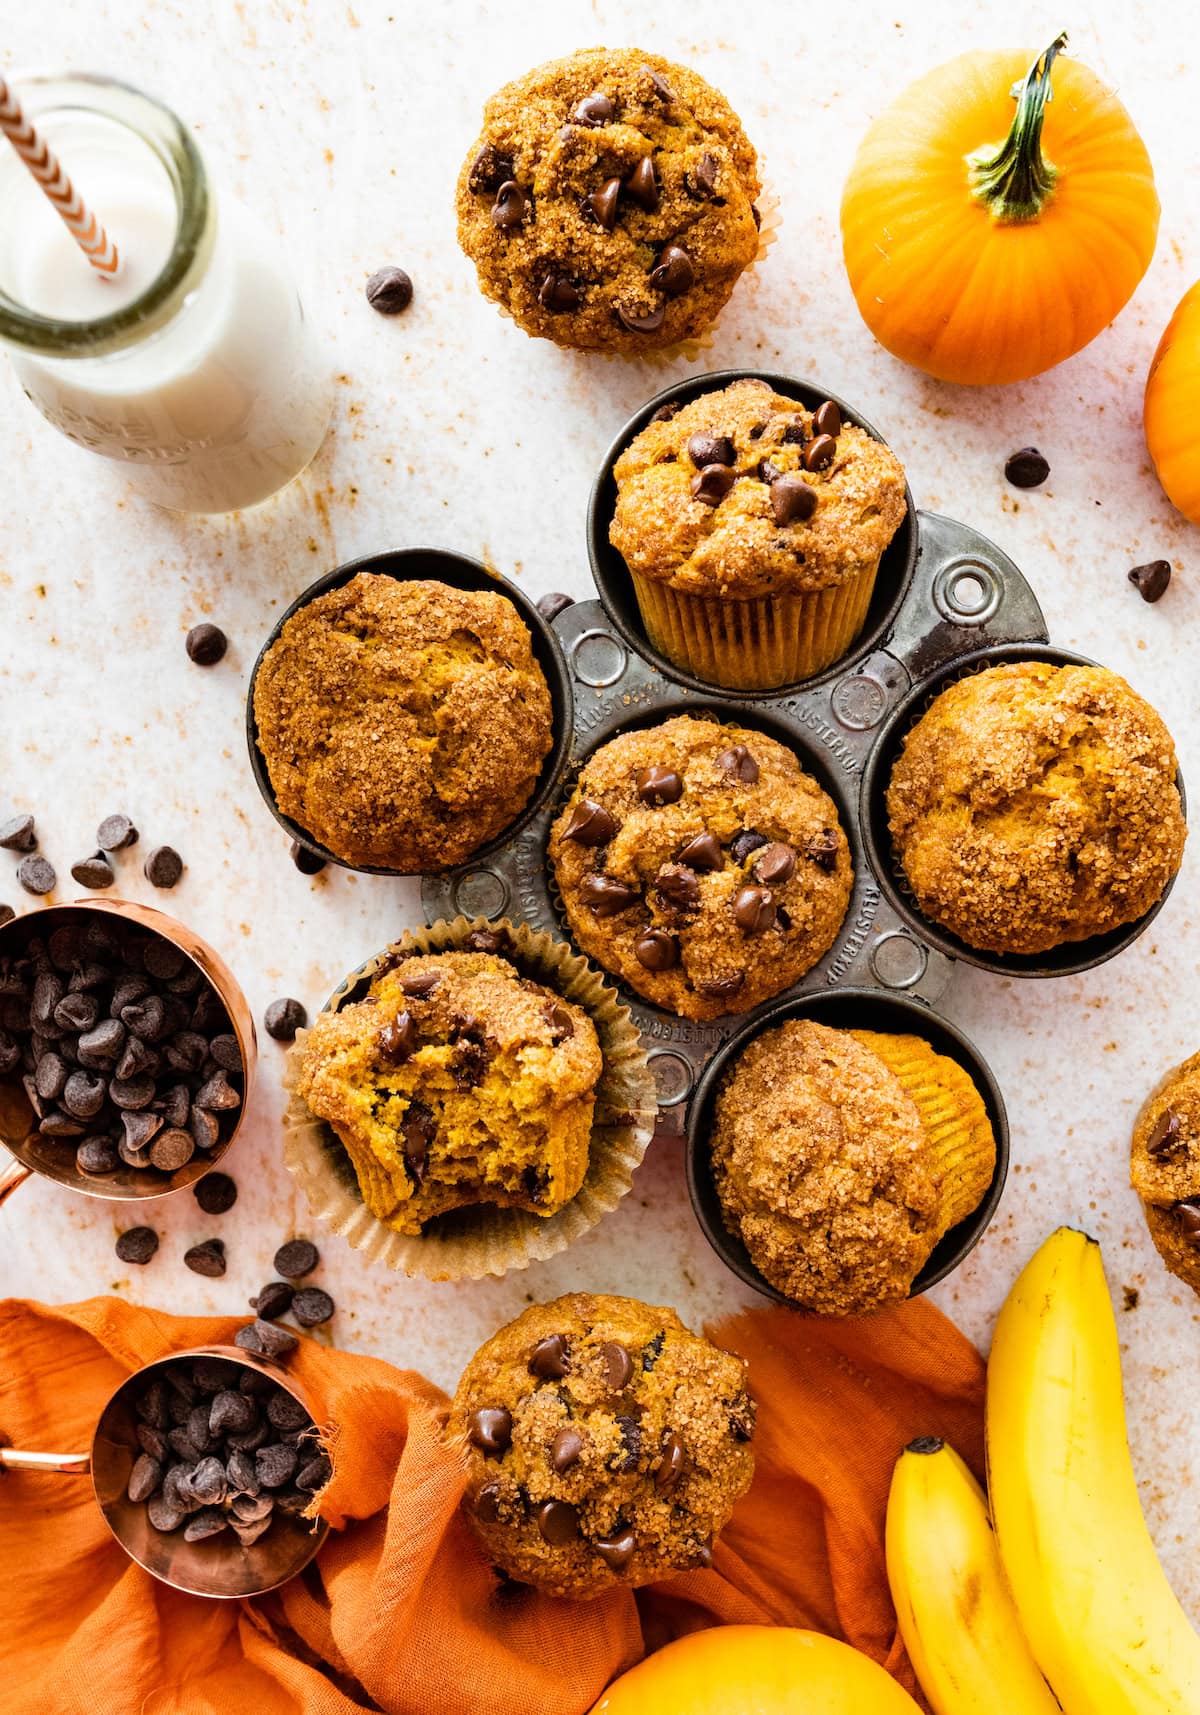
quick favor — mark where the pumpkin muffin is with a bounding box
[1131,1051,1200,1297]
[709,1020,994,1315]
[548,715,852,1022]
[455,48,761,354]
[252,572,553,871]
[294,950,602,1234]
[610,377,908,688]
[887,661,1186,956]
[450,1292,755,1597]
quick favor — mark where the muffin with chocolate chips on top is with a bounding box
[456,48,761,354]
[450,1292,754,1597]
[1132,1050,1200,1298]
[549,714,852,1021]
[610,377,909,689]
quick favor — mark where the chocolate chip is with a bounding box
[551,1426,584,1473]
[813,400,842,437]
[150,1127,194,1172]
[729,1396,756,1441]
[274,1238,320,1279]
[612,1414,642,1473]
[120,994,163,1040]
[571,90,613,126]
[1175,1200,1200,1240]
[160,1084,190,1128]
[635,766,683,807]
[642,66,674,102]
[267,1391,310,1433]
[542,1001,575,1045]
[126,1452,162,1504]
[580,875,639,916]
[252,1280,294,1321]
[365,266,413,314]
[538,271,581,312]
[292,1287,335,1327]
[594,1529,636,1572]
[120,1109,160,1153]
[468,144,513,195]
[675,832,723,872]
[290,840,325,874]
[534,1498,579,1545]
[616,301,665,334]
[648,244,694,298]
[687,432,735,468]
[651,400,681,422]
[563,799,619,846]
[806,828,840,872]
[186,623,227,666]
[536,591,574,622]
[753,842,796,885]
[17,855,55,896]
[1004,446,1050,488]
[147,1493,185,1533]
[691,464,737,505]
[719,745,759,784]
[771,477,817,525]
[0,904,13,928]
[143,846,183,889]
[297,1454,332,1493]
[377,1011,417,1066]
[654,865,701,910]
[34,1051,68,1101]
[209,1390,255,1437]
[1148,1108,1183,1156]
[264,997,306,1042]
[623,156,658,212]
[635,930,679,972]
[165,1031,207,1073]
[468,1407,512,1455]
[757,458,783,485]
[194,1071,240,1111]
[686,152,719,199]
[97,813,138,850]
[733,886,776,933]
[70,853,114,890]
[582,175,623,233]
[803,434,837,472]
[693,1540,714,1569]
[640,1331,665,1371]
[115,1226,159,1265]
[235,1320,298,1359]
[184,1238,226,1278]
[208,1034,241,1072]
[654,1430,688,1493]
[601,1341,632,1391]
[193,1171,237,1213]
[256,1443,299,1490]
[1129,559,1171,603]
[490,180,527,230]
[0,815,36,855]
[530,1333,569,1379]
[76,1136,118,1174]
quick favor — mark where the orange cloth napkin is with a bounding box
[0,1295,984,1715]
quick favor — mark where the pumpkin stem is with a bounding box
[967,32,1067,223]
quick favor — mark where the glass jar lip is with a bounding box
[0,71,210,357]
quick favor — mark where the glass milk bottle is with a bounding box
[0,74,331,513]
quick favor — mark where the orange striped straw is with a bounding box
[0,75,119,278]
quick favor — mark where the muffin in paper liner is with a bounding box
[851,1030,996,1239]
[281,916,657,1280]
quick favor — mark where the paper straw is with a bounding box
[0,76,119,277]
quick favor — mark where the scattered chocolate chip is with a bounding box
[600,1342,632,1391]
[654,1430,688,1493]
[813,400,842,438]
[733,886,776,933]
[0,815,36,853]
[685,152,719,199]
[753,842,796,885]
[468,1407,513,1455]
[468,144,513,195]
[719,745,759,784]
[571,90,613,126]
[563,799,618,846]
[687,432,735,468]
[150,1127,194,1172]
[235,1319,298,1359]
[594,1529,636,1572]
[616,301,665,334]
[691,464,737,505]
[143,846,183,889]
[17,855,55,896]
[378,1011,417,1065]
[274,1238,320,1279]
[1147,1108,1183,1156]
[535,1498,579,1546]
[530,1333,569,1379]
[1005,446,1050,489]
[1128,559,1171,603]
[584,176,622,231]
[252,1280,294,1321]
[184,1238,226,1278]
[635,766,683,807]
[648,244,694,297]
[70,853,114,890]
[806,828,840,872]
[193,1170,237,1213]
[536,591,574,622]
[803,434,837,472]
[365,266,413,314]
[292,1287,335,1327]
[551,1426,584,1474]
[580,875,640,916]
[264,997,306,1042]
[96,813,138,851]
[290,840,326,874]
[675,832,723,872]
[770,477,817,525]
[538,271,581,313]
[623,156,658,212]
[115,1226,159,1266]
[186,623,227,666]
[634,930,679,972]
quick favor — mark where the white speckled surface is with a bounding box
[1,0,1197,1614]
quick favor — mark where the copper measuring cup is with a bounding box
[0,1344,329,1598]
[0,899,256,1207]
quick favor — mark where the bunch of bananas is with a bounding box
[886,1226,1200,1714]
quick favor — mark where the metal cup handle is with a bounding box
[0,1149,31,1206]
[0,1445,91,1474]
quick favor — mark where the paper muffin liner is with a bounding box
[632,553,880,691]
[281,916,657,1281]
[853,1030,997,1239]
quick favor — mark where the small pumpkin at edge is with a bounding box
[1144,280,1200,526]
[840,34,1160,386]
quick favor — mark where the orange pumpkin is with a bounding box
[589,1626,922,1713]
[1145,280,1200,524]
[841,35,1159,385]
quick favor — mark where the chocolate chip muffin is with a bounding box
[710,1021,945,1315]
[450,1293,755,1597]
[887,662,1186,956]
[548,715,852,1022]
[455,48,761,354]
[252,572,553,871]
[1132,1051,1200,1297]
[610,377,908,688]
[294,951,602,1234]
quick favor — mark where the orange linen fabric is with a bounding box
[0,1295,985,1715]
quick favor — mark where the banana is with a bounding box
[886,1437,1060,1714]
[987,1225,1200,1714]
